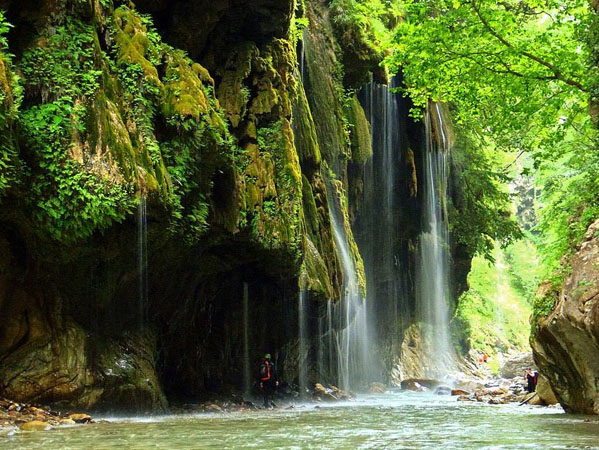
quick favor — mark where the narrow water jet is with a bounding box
[299,34,306,81]
[298,290,309,394]
[137,194,148,329]
[416,103,456,377]
[243,282,251,397]
[327,180,373,391]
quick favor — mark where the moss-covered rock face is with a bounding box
[0,0,380,409]
[302,0,352,169]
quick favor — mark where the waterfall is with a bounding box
[243,282,251,397]
[137,194,148,328]
[416,103,456,377]
[356,80,407,372]
[298,290,309,394]
[327,181,373,392]
[299,34,306,81]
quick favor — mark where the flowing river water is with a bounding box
[4,391,599,449]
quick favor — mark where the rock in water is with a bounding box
[401,378,441,391]
[368,382,387,394]
[532,219,599,414]
[68,413,92,424]
[500,353,536,379]
[435,386,452,395]
[19,420,51,431]
[451,389,470,396]
[535,374,558,406]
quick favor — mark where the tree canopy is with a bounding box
[388,0,599,276]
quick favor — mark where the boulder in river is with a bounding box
[313,383,339,402]
[451,389,470,396]
[368,383,387,394]
[19,420,51,431]
[435,386,452,395]
[532,374,558,406]
[401,378,441,391]
[500,353,536,379]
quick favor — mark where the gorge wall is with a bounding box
[0,0,473,411]
[532,220,599,414]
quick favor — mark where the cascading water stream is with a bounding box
[137,194,148,329]
[416,103,456,377]
[299,34,306,81]
[356,79,407,377]
[298,290,308,394]
[243,282,251,397]
[327,181,373,392]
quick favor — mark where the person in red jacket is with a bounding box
[259,353,279,408]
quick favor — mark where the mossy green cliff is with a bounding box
[0,0,377,409]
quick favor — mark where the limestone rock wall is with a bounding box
[532,219,599,414]
[0,0,373,409]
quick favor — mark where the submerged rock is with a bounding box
[312,383,352,402]
[435,386,452,395]
[19,420,52,431]
[368,382,387,394]
[68,413,92,424]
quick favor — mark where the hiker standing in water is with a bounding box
[524,368,538,393]
[259,353,279,408]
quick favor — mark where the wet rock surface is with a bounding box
[312,383,354,402]
[0,398,94,431]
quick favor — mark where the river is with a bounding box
[3,391,599,449]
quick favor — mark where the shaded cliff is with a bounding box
[0,0,375,409]
[532,219,599,414]
[0,0,481,410]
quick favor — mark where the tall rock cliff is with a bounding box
[0,0,374,409]
[532,219,599,414]
[0,0,476,410]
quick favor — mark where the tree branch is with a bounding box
[470,0,587,92]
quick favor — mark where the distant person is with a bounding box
[259,353,279,408]
[524,368,537,393]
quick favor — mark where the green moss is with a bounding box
[344,94,372,165]
[300,234,335,298]
[162,50,212,120]
[329,178,366,295]
[303,1,351,166]
[292,82,322,170]
[217,43,258,127]
[113,7,159,83]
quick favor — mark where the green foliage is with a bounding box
[290,16,309,45]
[0,11,22,198]
[449,126,522,261]
[389,0,599,324]
[329,0,400,48]
[18,17,135,241]
[504,236,541,302]
[108,6,236,242]
[453,244,533,359]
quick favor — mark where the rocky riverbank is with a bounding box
[0,398,92,431]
